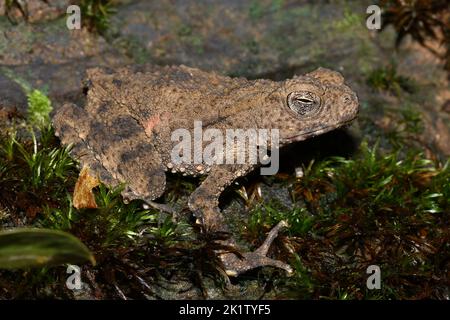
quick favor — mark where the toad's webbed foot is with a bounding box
[219,221,293,276]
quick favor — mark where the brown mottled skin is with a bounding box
[52,65,359,276]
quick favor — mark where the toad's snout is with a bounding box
[341,91,359,123]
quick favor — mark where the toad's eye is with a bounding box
[287,92,321,116]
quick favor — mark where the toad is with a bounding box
[52,65,359,276]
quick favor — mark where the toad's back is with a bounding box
[82,65,276,127]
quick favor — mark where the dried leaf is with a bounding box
[73,167,100,209]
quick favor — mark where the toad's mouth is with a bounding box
[280,117,357,144]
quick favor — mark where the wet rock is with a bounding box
[2,52,130,109]
[108,0,371,76]
[0,20,125,65]
[434,117,450,156]
[0,19,131,116]
[0,72,27,115]
[390,41,450,158]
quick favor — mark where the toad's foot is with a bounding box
[219,221,293,277]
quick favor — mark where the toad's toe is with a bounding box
[219,221,293,276]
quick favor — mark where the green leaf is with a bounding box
[0,228,95,269]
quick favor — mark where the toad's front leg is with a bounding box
[188,165,293,277]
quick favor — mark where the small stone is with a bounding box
[295,167,304,178]
[166,162,173,169]
[196,165,203,171]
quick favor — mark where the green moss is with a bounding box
[248,0,264,21]
[367,64,418,95]
[0,69,53,128]
[27,89,52,128]
[258,141,449,299]
[114,36,151,64]
[176,24,205,55]
[79,0,116,35]
[249,201,314,238]
[333,7,364,33]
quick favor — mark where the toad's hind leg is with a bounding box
[53,103,118,187]
[188,165,293,277]
[83,116,167,205]
[53,103,167,205]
